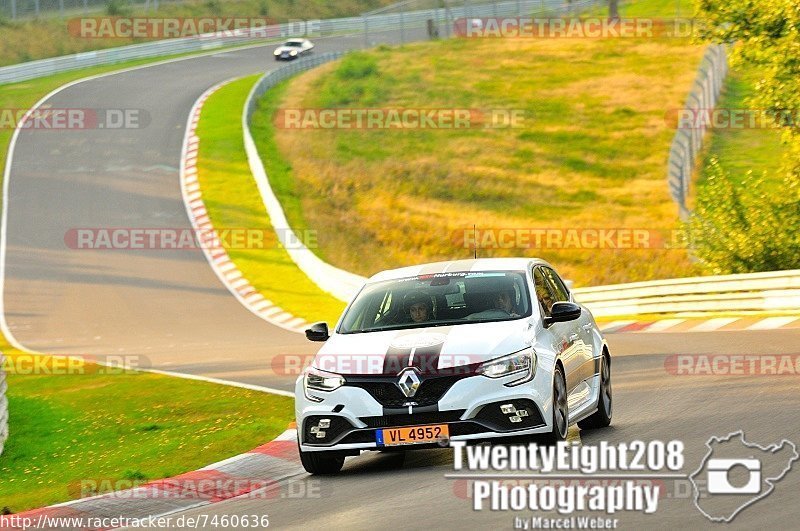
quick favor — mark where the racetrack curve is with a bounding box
[3,30,423,390]
[4,26,800,531]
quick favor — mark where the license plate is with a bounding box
[376,424,449,446]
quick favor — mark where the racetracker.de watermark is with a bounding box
[272,353,494,376]
[274,108,525,129]
[69,476,320,500]
[0,108,149,130]
[665,355,800,376]
[453,17,704,38]
[666,108,800,129]
[64,228,317,250]
[68,17,319,38]
[2,354,150,375]
[454,228,691,250]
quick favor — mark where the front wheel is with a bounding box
[298,441,346,474]
[578,354,612,429]
[542,365,568,444]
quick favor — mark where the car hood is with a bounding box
[275,46,299,53]
[314,319,532,375]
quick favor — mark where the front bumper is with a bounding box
[295,369,553,452]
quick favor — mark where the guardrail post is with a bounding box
[363,15,369,48]
[11,0,16,19]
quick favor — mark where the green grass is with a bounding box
[697,64,786,189]
[252,33,707,286]
[618,0,693,17]
[195,75,346,325]
[0,350,294,513]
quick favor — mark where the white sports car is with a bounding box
[273,38,314,60]
[295,258,612,474]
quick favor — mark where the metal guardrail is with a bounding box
[1,0,183,19]
[0,0,603,85]
[667,44,728,220]
[573,269,800,316]
[362,0,603,46]
[243,52,368,303]
[0,352,7,456]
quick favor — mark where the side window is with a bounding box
[543,268,570,302]
[532,267,555,317]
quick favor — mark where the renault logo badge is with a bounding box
[397,367,421,398]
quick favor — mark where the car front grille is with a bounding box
[359,409,466,429]
[345,373,470,408]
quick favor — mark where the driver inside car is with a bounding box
[403,290,433,323]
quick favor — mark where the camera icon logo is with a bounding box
[690,431,798,523]
[706,458,761,494]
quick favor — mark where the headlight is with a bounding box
[303,367,344,402]
[477,349,536,386]
[274,49,281,55]
[290,50,298,56]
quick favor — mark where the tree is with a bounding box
[698,0,800,188]
[688,158,800,274]
[691,0,800,273]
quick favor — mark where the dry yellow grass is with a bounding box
[257,35,707,286]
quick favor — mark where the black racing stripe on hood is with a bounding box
[382,346,412,375]
[411,343,444,375]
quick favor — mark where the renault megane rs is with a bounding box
[295,258,612,474]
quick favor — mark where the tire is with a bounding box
[578,354,612,430]
[298,440,346,474]
[542,365,568,444]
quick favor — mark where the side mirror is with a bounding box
[305,322,329,342]
[543,302,582,327]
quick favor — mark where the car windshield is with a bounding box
[338,271,531,334]
[284,41,303,47]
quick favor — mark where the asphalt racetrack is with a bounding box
[4,28,799,530]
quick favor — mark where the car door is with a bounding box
[541,266,596,400]
[533,267,579,391]
[537,267,585,396]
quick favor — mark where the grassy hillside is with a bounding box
[697,64,786,189]
[252,34,706,287]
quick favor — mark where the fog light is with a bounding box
[509,415,522,423]
[518,410,529,417]
[316,430,326,438]
[318,419,331,429]
[310,426,319,433]
[500,404,515,414]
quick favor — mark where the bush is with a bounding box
[106,0,131,16]
[316,52,389,107]
[205,0,222,15]
[687,157,800,274]
[335,52,379,80]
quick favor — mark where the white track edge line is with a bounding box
[178,79,308,334]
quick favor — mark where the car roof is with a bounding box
[286,38,306,43]
[368,257,553,282]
